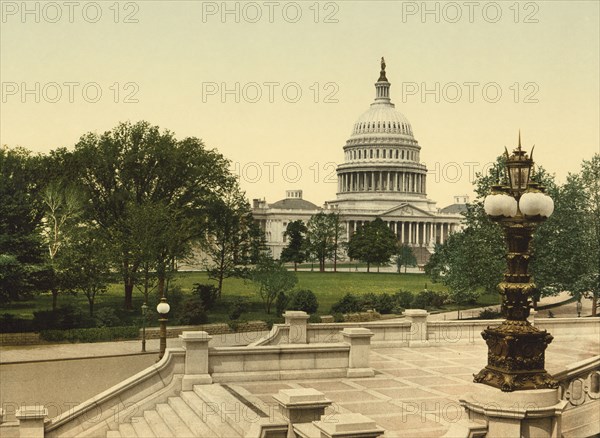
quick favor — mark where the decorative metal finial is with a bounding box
[518,130,522,150]
[378,57,388,82]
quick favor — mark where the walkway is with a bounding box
[237,335,599,438]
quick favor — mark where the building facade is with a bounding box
[253,60,464,263]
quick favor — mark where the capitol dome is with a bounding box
[352,106,413,137]
[333,57,428,206]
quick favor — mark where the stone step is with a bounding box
[131,417,155,438]
[117,423,137,437]
[194,384,264,437]
[180,390,242,437]
[155,403,195,437]
[144,409,174,437]
[168,396,217,437]
[106,431,122,438]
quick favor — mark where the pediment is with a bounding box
[380,203,435,218]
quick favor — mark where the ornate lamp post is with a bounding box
[141,302,148,352]
[474,134,558,392]
[156,297,170,360]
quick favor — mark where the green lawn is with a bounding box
[0,271,500,327]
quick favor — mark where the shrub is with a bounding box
[394,290,414,309]
[478,308,502,319]
[287,289,319,314]
[94,307,121,328]
[275,291,289,317]
[331,293,361,314]
[375,293,395,314]
[178,298,208,325]
[39,326,139,343]
[359,293,378,311]
[33,305,94,331]
[411,289,447,309]
[332,312,345,322]
[193,283,219,310]
[0,314,34,333]
[229,297,248,320]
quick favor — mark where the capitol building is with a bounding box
[253,59,465,264]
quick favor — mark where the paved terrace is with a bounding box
[236,336,598,438]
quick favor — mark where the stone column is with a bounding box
[404,309,430,347]
[371,172,375,191]
[386,172,391,191]
[313,414,385,438]
[284,310,309,344]
[399,222,404,244]
[342,328,374,377]
[180,331,212,390]
[16,406,47,438]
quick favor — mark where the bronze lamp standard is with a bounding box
[156,297,170,360]
[141,302,148,352]
[474,135,558,392]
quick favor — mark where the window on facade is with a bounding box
[376,150,379,158]
[383,150,386,158]
[395,150,399,159]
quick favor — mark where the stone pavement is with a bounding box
[236,335,599,438]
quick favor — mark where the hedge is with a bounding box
[39,326,139,343]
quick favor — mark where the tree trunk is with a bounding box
[88,297,94,317]
[593,293,598,317]
[294,262,297,272]
[124,281,134,310]
[367,263,370,273]
[51,289,58,311]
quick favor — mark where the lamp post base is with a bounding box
[474,320,558,392]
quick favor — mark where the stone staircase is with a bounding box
[105,384,286,438]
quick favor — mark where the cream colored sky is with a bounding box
[1,1,598,207]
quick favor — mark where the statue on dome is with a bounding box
[379,57,388,81]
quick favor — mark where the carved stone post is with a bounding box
[404,309,429,347]
[284,310,309,344]
[313,413,385,438]
[180,331,212,390]
[342,328,374,377]
[16,406,47,438]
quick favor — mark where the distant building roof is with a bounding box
[439,203,468,214]
[269,198,320,210]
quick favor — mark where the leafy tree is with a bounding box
[395,244,417,273]
[347,218,397,272]
[530,173,589,301]
[204,189,266,296]
[280,220,307,270]
[305,212,344,272]
[40,182,83,310]
[579,154,600,315]
[72,121,235,309]
[251,256,297,313]
[60,226,113,316]
[0,146,48,303]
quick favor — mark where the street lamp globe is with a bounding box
[157,299,170,315]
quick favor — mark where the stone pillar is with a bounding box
[180,331,212,390]
[284,310,309,344]
[16,406,47,438]
[313,413,385,438]
[459,388,566,438]
[386,172,391,191]
[404,309,430,347]
[408,222,412,244]
[342,328,374,377]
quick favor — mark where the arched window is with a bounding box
[376,150,380,158]
[383,150,386,158]
[395,150,399,159]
